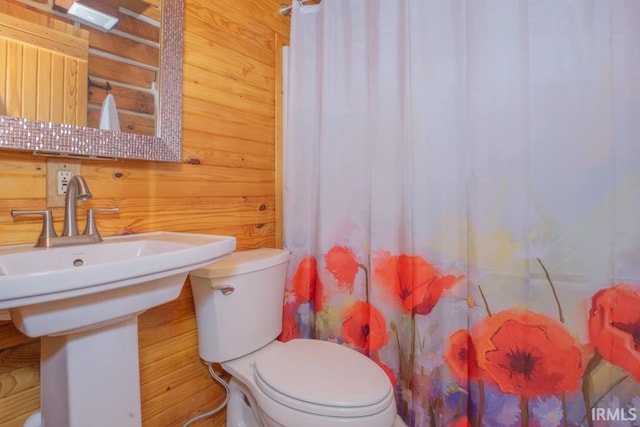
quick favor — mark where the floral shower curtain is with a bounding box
[282,1,640,426]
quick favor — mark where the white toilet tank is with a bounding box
[189,248,290,363]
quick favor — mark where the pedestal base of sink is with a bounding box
[39,317,142,427]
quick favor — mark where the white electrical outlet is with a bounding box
[58,170,73,195]
[46,159,82,208]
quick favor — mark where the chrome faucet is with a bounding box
[11,175,119,248]
[62,175,93,237]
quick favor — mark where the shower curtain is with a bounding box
[283,1,640,426]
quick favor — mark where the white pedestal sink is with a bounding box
[0,231,236,427]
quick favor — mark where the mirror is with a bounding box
[0,0,183,162]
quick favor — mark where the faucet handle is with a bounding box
[83,208,119,241]
[11,210,57,247]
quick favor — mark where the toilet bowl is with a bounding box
[224,340,397,426]
[189,248,400,427]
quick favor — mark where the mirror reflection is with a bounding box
[0,0,161,137]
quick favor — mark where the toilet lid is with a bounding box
[254,339,393,416]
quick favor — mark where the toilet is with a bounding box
[189,248,400,427]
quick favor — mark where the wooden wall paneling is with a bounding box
[183,98,275,142]
[0,29,89,126]
[35,50,51,121]
[0,0,289,424]
[182,131,276,170]
[0,2,61,33]
[0,341,40,395]
[114,13,160,43]
[73,196,276,237]
[114,112,156,135]
[189,0,290,41]
[183,75,274,118]
[185,8,275,69]
[89,83,155,115]
[0,340,39,426]
[4,40,22,118]
[63,56,86,125]
[49,53,64,123]
[20,43,36,120]
[86,108,155,135]
[138,284,215,425]
[0,386,39,427]
[85,26,159,68]
[138,283,228,427]
[62,56,75,123]
[142,356,216,418]
[85,73,156,134]
[183,109,275,144]
[275,32,284,248]
[0,154,45,246]
[149,390,227,427]
[182,86,274,122]
[120,0,161,23]
[0,323,34,351]
[0,152,46,199]
[0,38,6,116]
[183,31,276,91]
[87,54,157,87]
[0,0,87,38]
[75,57,88,126]
[79,161,274,198]
[0,12,89,58]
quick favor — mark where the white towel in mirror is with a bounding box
[99,93,121,131]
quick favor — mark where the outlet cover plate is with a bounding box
[47,159,81,208]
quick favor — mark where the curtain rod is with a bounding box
[278,0,317,16]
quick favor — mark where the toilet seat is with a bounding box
[254,339,394,417]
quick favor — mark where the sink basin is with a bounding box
[0,231,236,337]
[0,231,235,427]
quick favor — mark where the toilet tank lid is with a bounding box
[189,248,290,279]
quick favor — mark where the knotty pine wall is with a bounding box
[0,0,289,425]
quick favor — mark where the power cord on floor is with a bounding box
[182,363,230,427]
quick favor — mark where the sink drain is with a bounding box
[73,259,84,267]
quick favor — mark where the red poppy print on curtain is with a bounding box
[472,309,584,397]
[589,283,640,380]
[451,417,472,427]
[374,359,397,388]
[342,301,388,352]
[279,301,299,342]
[291,256,325,311]
[444,329,481,382]
[325,245,359,293]
[373,251,462,315]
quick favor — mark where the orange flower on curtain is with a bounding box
[342,301,388,352]
[375,360,397,388]
[588,283,640,380]
[450,417,472,427]
[279,301,300,342]
[291,256,326,311]
[324,245,360,293]
[444,329,481,382]
[472,309,584,398]
[373,251,462,315]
